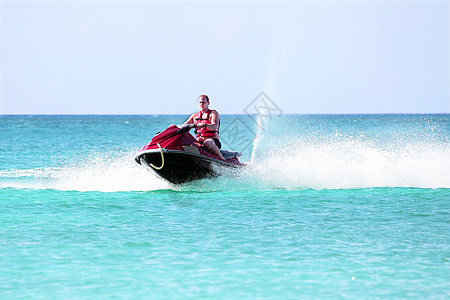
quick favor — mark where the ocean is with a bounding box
[0,114,449,299]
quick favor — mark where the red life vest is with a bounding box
[194,110,220,141]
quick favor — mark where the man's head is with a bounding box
[199,94,210,111]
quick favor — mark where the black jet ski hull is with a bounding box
[136,149,240,184]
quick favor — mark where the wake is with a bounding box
[243,138,450,189]
[0,137,448,192]
[0,151,170,192]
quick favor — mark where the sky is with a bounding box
[0,0,448,115]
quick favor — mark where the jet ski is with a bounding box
[135,124,245,184]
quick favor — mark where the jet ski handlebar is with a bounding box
[176,123,196,134]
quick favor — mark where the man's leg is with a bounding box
[203,139,225,160]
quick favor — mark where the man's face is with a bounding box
[199,97,209,111]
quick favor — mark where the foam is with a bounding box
[1,137,448,192]
[0,151,170,192]
[245,138,450,189]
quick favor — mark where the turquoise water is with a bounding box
[1,115,449,298]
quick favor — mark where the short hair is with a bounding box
[199,94,210,102]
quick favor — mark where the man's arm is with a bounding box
[183,113,196,125]
[207,111,220,130]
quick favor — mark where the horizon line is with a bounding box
[1,112,448,116]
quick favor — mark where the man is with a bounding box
[184,95,224,160]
